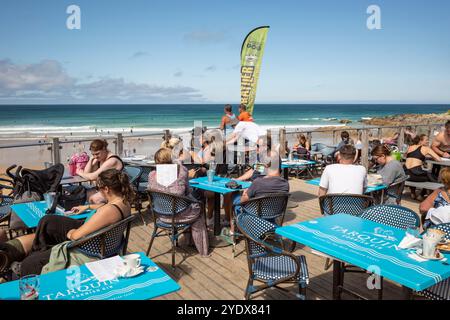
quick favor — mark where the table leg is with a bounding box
[332,260,342,300]
[283,168,289,180]
[213,193,221,236]
[401,286,413,300]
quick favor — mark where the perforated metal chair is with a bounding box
[418,223,450,300]
[383,175,409,205]
[359,205,420,230]
[68,214,135,259]
[146,189,203,268]
[236,212,309,300]
[123,166,145,223]
[231,193,290,258]
[338,205,420,300]
[317,194,374,269]
[319,194,374,216]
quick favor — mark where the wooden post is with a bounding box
[306,132,312,149]
[361,129,369,169]
[332,130,337,145]
[428,126,435,146]
[51,137,61,165]
[377,128,382,140]
[116,133,123,156]
[398,127,405,149]
[164,129,170,144]
[279,128,286,157]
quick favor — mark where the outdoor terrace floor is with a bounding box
[127,178,425,300]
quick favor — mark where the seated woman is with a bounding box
[419,168,450,228]
[405,134,442,200]
[148,148,209,257]
[292,134,310,159]
[77,139,124,204]
[371,145,407,204]
[0,169,133,276]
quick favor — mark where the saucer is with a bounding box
[416,249,445,261]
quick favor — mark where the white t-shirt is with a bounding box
[233,121,265,143]
[319,164,367,194]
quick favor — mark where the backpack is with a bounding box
[58,185,87,211]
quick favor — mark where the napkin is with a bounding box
[407,252,427,262]
[398,233,422,249]
[426,206,450,225]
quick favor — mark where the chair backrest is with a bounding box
[138,166,153,185]
[428,223,450,241]
[319,194,374,216]
[147,189,196,217]
[239,193,290,223]
[235,212,278,258]
[359,205,420,230]
[69,214,136,259]
[123,166,142,185]
[386,175,409,205]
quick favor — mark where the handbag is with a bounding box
[58,185,87,211]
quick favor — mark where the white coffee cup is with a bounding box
[123,254,141,269]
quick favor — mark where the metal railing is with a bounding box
[0,123,445,169]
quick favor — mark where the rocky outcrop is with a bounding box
[361,112,450,126]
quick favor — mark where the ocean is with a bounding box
[0,104,447,136]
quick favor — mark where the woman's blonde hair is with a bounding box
[441,167,450,189]
[154,148,173,164]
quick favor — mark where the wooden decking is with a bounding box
[127,179,423,300]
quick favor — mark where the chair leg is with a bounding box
[298,284,307,300]
[324,258,333,271]
[244,278,253,300]
[146,227,158,256]
[171,237,177,269]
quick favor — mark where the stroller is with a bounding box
[0,164,65,235]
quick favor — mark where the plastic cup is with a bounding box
[207,169,215,183]
[19,275,39,300]
[43,192,56,209]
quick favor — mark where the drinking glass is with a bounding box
[19,275,40,300]
[207,169,215,183]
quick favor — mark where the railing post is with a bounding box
[51,137,61,165]
[279,128,286,157]
[377,128,382,140]
[398,127,405,149]
[361,129,369,169]
[116,133,123,156]
[164,129,171,143]
[306,132,312,148]
[332,130,337,145]
[428,126,435,146]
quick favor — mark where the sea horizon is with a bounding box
[0,103,448,137]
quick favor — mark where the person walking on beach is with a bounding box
[237,104,253,122]
[220,104,237,138]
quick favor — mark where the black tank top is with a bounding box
[95,155,124,171]
[111,203,126,220]
[406,146,426,161]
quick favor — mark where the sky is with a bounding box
[0,0,449,104]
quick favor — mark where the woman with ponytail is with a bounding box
[0,169,133,276]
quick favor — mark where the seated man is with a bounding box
[319,145,367,196]
[227,148,288,236]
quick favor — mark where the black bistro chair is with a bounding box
[146,190,203,269]
[231,193,290,258]
[382,175,409,205]
[123,166,144,223]
[67,214,136,259]
[418,223,450,300]
[236,212,309,300]
[334,205,420,300]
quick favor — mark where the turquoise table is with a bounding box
[0,252,180,300]
[276,214,450,299]
[11,201,94,228]
[281,160,317,180]
[306,177,387,195]
[189,176,251,236]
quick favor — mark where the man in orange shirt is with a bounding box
[237,104,253,122]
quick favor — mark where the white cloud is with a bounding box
[0,59,204,103]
